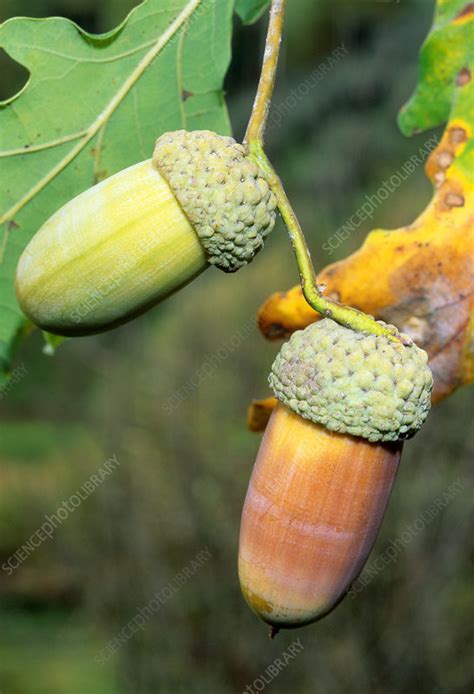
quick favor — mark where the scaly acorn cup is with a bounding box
[238,318,433,631]
[15,130,276,336]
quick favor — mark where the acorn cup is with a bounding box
[238,319,433,631]
[16,130,276,336]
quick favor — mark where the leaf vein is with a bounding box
[0,130,89,157]
[0,0,204,229]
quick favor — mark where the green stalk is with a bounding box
[243,0,408,344]
[248,142,408,345]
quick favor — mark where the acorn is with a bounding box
[238,318,433,630]
[16,130,276,336]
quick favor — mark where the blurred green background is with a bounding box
[0,1,472,692]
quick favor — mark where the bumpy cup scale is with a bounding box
[239,319,433,630]
[16,130,276,336]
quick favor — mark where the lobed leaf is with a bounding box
[0,0,236,377]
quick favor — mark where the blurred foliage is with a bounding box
[0,1,472,693]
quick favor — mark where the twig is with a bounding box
[244,0,286,146]
[244,2,407,345]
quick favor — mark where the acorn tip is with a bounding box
[269,626,280,639]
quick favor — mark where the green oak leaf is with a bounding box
[398,0,473,187]
[235,0,270,25]
[0,0,235,377]
[398,0,474,136]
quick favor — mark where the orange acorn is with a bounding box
[238,319,432,631]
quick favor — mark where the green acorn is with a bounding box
[239,319,433,630]
[16,130,276,336]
